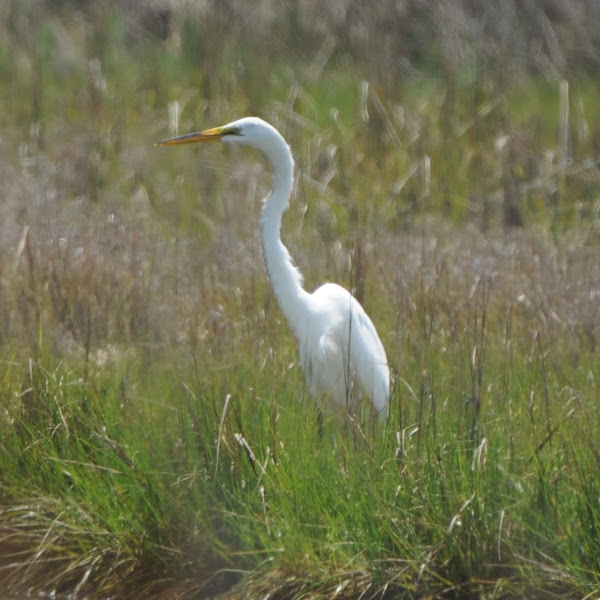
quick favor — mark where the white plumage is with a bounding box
[159,117,390,420]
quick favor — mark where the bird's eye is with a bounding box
[226,126,242,136]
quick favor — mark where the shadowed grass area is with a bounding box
[1,1,600,598]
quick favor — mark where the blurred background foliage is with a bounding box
[0,0,599,363]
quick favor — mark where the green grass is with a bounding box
[2,313,598,598]
[1,2,600,599]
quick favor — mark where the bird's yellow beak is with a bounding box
[156,126,227,146]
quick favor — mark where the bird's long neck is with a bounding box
[260,146,310,338]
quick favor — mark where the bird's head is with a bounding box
[157,116,282,151]
[157,116,293,175]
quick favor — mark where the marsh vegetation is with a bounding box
[1,1,599,598]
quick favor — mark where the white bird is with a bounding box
[158,117,390,421]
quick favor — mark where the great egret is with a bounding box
[158,117,390,420]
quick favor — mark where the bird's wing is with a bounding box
[308,283,390,417]
[346,296,390,417]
